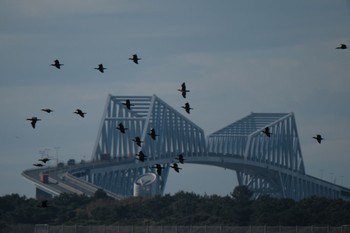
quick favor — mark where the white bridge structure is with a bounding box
[23,94,350,200]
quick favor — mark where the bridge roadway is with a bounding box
[22,161,124,199]
[22,152,350,201]
[21,97,350,201]
[190,153,350,201]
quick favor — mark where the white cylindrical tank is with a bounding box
[133,173,160,197]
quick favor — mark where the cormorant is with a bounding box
[176,154,185,164]
[132,136,142,147]
[51,59,63,69]
[123,99,134,110]
[38,158,50,163]
[26,117,41,129]
[178,82,190,98]
[41,108,54,113]
[116,123,128,134]
[148,128,158,140]
[94,64,107,73]
[181,102,193,114]
[129,54,141,64]
[151,163,163,176]
[74,109,86,118]
[170,163,182,173]
[262,127,272,137]
[33,163,44,167]
[313,134,324,144]
[136,151,147,162]
[336,44,347,49]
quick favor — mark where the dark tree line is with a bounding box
[1,186,350,227]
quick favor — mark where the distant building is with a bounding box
[67,159,75,166]
[134,173,160,197]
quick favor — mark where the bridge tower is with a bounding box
[207,113,347,200]
[90,95,206,196]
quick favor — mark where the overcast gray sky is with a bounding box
[1,0,350,198]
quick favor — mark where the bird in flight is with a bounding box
[38,158,50,163]
[41,108,54,113]
[181,102,193,114]
[175,154,185,164]
[51,59,63,69]
[94,64,107,73]
[74,109,86,118]
[262,127,272,137]
[116,123,128,134]
[136,151,147,162]
[170,163,182,173]
[129,54,141,64]
[37,200,48,208]
[151,163,163,176]
[178,82,190,98]
[132,136,143,147]
[27,117,41,129]
[33,163,44,167]
[336,44,347,49]
[123,99,134,110]
[147,128,158,140]
[313,134,324,144]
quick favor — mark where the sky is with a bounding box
[1,0,350,198]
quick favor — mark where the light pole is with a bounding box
[54,147,60,166]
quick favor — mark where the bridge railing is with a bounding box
[63,172,124,199]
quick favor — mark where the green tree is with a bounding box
[94,189,108,199]
[1,191,350,226]
[230,186,253,225]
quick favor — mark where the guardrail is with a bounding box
[63,173,124,199]
[6,225,348,233]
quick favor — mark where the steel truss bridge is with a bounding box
[23,94,350,201]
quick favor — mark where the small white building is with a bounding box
[133,173,160,197]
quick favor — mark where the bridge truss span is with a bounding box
[207,112,349,200]
[23,95,350,201]
[208,113,304,173]
[90,94,206,195]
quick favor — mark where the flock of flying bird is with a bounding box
[259,43,348,144]
[30,43,347,206]
[26,55,193,129]
[115,82,192,175]
[262,126,324,144]
[118,125,186,175]
[29,54,193,173]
